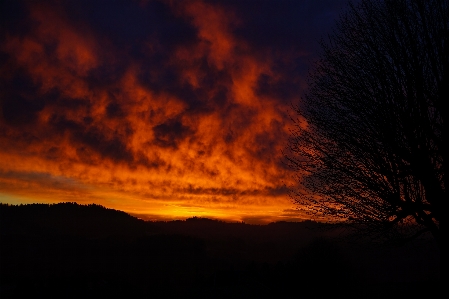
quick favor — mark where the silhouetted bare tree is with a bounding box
[287,0,447,249]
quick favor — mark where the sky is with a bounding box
[0,0,349,224]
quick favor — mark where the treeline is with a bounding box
[0,202,151,237]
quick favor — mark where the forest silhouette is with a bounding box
[0,202,440,298]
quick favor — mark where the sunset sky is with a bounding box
[0,0,349,223]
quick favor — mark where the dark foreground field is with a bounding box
[0,203,440,298]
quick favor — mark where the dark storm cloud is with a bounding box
[227,0,347,49]
[1,62,56,126]
[45,115,130,163]
[220,0,349,101]
[0,170,85,191]
[153,118,193,149]
[255,73,300,102]
[64,0,204,108]
[0,0,31,37]
[71,0,198,49]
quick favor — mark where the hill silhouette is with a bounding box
[0,203,440,298]
[1,202,152,238]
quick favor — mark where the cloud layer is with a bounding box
[0,0,347,223]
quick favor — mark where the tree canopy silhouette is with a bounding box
[287,0,447,248]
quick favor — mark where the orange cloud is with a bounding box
[0,0,306,224]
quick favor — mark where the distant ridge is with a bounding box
[0,202,151,237]
[0,202,328,241]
